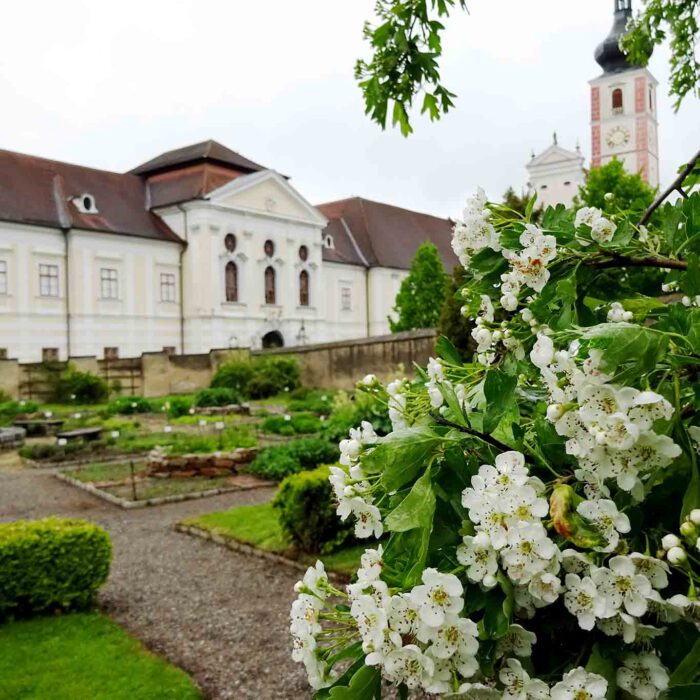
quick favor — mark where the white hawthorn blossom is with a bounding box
[592,556,653,618]
[564,573,607,630]
[499,658,550,700]
[409,568,464,627]
[551,667,608,700]
[617,653,669,700]
[576,498,631,552]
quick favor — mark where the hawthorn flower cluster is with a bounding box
[289,188,699,699]
[459,451,561,611]
[451,188,500,270]
[329,422,383,538]
[532,335,681,498]
[425,356,469,411]
[349,556,483,693]
[574,206,617,244]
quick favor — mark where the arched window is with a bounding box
[299,270,309,307]
[224,233,237,252]
[299,245,308,261]
[225,262,238,302]
[264,239,275,257]
[265,266,276,305]
[612,88,623,113]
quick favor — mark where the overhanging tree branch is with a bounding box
[640,148,700,225]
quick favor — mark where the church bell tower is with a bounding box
[590,0,659,187]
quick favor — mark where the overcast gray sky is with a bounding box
[1,0,697,218]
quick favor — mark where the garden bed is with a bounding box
[0,612,202,700]
[56,462,271,509]
[177,503,363,579]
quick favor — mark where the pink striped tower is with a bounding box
[589,0,659,187]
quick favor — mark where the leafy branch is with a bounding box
[356,0,468,135]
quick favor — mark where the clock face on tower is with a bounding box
[606,126,631,149]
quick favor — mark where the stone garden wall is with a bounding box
[0,330,437,399]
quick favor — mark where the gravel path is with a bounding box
[0,467,311,699]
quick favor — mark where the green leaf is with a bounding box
[362,427,440,492]
[684,253,700,296]
[586,643,617,700]
[482,587,510,638]
[663,685,700,700]
[582,323,669,374]
[328,665,381,699]
[670,638,700,685]
[436,335,463,366]
[483,370,517,433]
[385,468,436,532]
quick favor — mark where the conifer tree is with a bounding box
[389,241,448,332]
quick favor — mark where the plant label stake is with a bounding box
[129,459,137,502]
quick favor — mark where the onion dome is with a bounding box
[594,0,650,74]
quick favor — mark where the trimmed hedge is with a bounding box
[210,356,300,399]
[0,517,111,617]
[273,466,353,553]
[248,438,340,481]
[261,413,322,436]
[194,387,241,407]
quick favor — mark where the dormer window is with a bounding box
[73,193,98,214]
[324,235,334,249]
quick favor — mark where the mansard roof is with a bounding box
[130,139,269,177]
[317,197,457,271]
[0,148,182,243]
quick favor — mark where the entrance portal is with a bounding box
[261,330,284,349]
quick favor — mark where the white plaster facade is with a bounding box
[526,142,587,208]
[0,164,430,362]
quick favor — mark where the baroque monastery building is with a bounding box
[0,140,455,362]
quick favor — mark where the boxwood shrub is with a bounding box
[194,387,241,407]
[248,438,340,481]
[0,517,111,617]
[261,413,322,436]
[273,465,353,553]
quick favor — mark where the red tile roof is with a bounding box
[0,149,182,243]
[130,139,269,176]
[317,197,457,271]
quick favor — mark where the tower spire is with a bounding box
[595,0,649,74]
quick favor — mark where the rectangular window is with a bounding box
[340,286,352,311]
[42,348,59,362]
[0,261,7,295]
[160,273,176,302]
[0,348,7,360]
[104,347,119,360]
[39,264,59,297]
[100,268,119,299]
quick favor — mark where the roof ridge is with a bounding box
[0,147,138,180]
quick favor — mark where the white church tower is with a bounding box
[590,0,660,187]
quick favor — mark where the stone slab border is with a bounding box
[55,472,268,510]
[25,453,146,470]
[175,523,349,584]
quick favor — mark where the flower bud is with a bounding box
[482,574,497,589]
[680,521,696,537]
[604,192,614,201]
[690,509,700,525]
[667,546,687,565]
[662,534,681,551]
[546,404,564,422]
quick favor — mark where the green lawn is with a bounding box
[0,612,201,700]
[182,503,364,577]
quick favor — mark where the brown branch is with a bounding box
[640,149,700,225]
[430,412,532,462]
[589,254,688,271]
